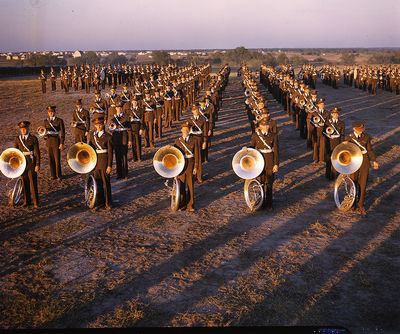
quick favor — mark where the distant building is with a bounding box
[72,50,83,58]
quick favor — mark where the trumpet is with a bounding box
[312,115,322,124]
[70,120,78,127]
[299,98,306,106]
[108,122,117,130]
[326,126,334,135]
[305,101,314,111]
[37,126,47,137]
[255,114,264,122]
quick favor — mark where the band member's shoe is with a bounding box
[105,205,112,211]
[178,206,187,211]
[33,204,39,209]
[187,206,195,212]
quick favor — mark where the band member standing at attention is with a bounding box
[163,83,174,128]
[72,99,90,143]
[91,89,108,121]
[312,98,328,164]
[143,90,156,148]
[188,104,207,183]
[120,83,132,107]
[173,121,201,212]
[43,105,65,181]
[50,68,56,91]
[14,121,40,208]
[154,90,164,138]
[107,85,120,120]
[88,117,113,210]
[109,102,132,179]
[39,69,46,94]
[248,118,279,210]
[324,107,345,180]
[343,121,379,215]
[124,96,143,162]
[198,99,211,162]
[173,84,182,121]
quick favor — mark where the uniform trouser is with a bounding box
[131,124,142,161]
[114,142,128,178]
[178,158,195,209]
[313,130,325,162]
[47,136,62,178]
[306,119,313,148]
[51,81,56,91]
[325,139,340,180]
[73,127,87,143]
[173,99,181,121]
[21,164,39,206]
[257,170,274,208]
[193,135,203,181]
[41,80,46,93]
[164,101,173,128]
[350,156,370,208]
[85,81,90,93]
[144,119,154,146]
[299,110,307,139]
[64,83,69,93]
[155,108,163,138]
[93,155,112,207]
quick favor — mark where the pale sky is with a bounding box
[1,0,399,52]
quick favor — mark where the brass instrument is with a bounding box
[153,145,185,178]
[153,145,186,211]
[108,122,117,131]
[0,148,26,179]
[331,142,363,211]
[70,120,78,128]
[232,148,265,211]
[37,126,47,137]
[67,142,97,174]
[232,148,265,180]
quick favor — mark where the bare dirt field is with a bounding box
[0,75,399,332]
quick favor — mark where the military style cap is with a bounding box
[46,105,56,111]
[18,120,31,128]
[76,98,82,105]
[181,121,190,129]
[352,120,364,128]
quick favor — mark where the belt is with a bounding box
[165,98,172,100]
[156,104,162,108]
[93,109,104,113]
[361,150,367,154]
[96,149,108,153]
[23,151,33,156]
[130,118,141,122]
[185,154,193,158]
[145,108,153,112]
[47,131,59,135]
[259,149,273,153]
[113,128,129,132]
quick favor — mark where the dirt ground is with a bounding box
[0,74,399,332]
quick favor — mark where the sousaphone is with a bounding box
[153,145,185,211]
[232,148,265,211]
[0,148,26,207]
[331,142,363,211]
[67,142,98,209]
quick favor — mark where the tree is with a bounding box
[152,51,172,65]
[276,52,289,65]
[340,53,356,64]
[101,52,128,65]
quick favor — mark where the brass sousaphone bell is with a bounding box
[153,145,185,178]
[0,148,26,179]
[331,142,363,211]
[67,142,97,174]
[232,148,265,180]
[331,142,363,175]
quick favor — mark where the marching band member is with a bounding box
[323,107,345,180]
[89,117,113,210]
[42,105,65,181]
[143,90,156,148]
[312,98,328,164]
[153,90,164,138]
[71,98,90,143]
[247,118,279,210]
[343,121,379,215]
[188,104,207,183]
[109,102,132,179]
[14,121,40,208]
[173,121,201,212]
[90,89,108,121]
[124,97,143,162]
